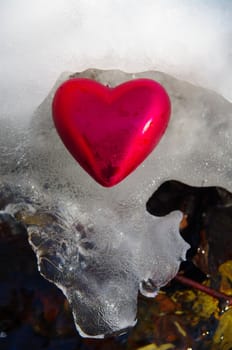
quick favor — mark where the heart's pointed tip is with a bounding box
[99,182,117,188]
[91,168,126,187]
[93,175,122,188]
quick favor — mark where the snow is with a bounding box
[0,0,231,122]
[0,0,232,339]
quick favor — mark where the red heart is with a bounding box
[52,78,171,187]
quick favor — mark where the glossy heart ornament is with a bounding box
[52,78,171,187]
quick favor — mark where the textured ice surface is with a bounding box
[29,208,186,338]
[1,68,232,337]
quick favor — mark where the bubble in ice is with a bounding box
[1,68,232,337]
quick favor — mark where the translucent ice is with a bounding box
[2,71,190,338]
[29,208,186,338]
[1,69,232,337]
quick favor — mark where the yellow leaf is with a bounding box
[213,308,232,350]
[192,286,218,319]
[137,343,175,350]
[219,260,232,295]
[137,345,157,350]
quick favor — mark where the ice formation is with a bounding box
[2,70,190,338]
[1,69,232,337]
[0,0,231,339]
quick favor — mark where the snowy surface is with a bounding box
[0,0,231,123]
[0,0,231,339]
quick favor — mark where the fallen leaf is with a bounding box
[213,308,232,350]
[137,343,175,350]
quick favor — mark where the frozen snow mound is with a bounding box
[1,69,232,337]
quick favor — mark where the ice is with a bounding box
[29,207,186,338]
[1,68,232,337]
[1,71,189,338]
[0,0,232,339]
